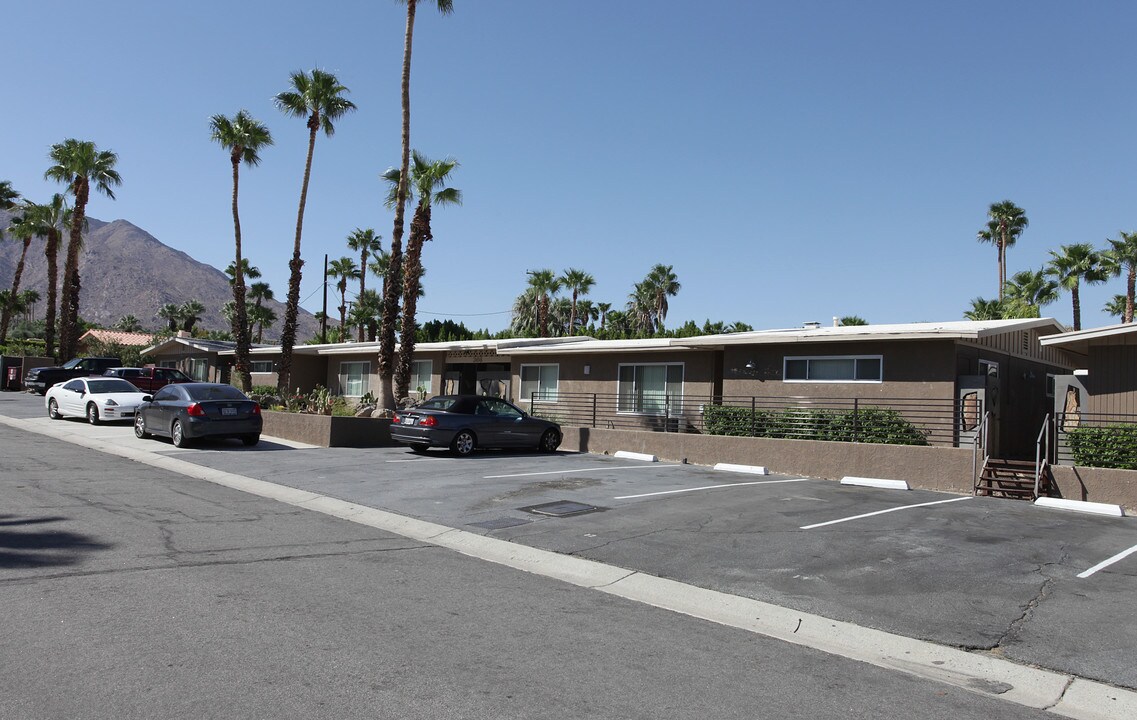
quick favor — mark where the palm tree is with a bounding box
[0,181,19,241]
[597,302,612,331]
[158,303,182,332]
[211,111,272,392]
[964,297,1004,321]
[248,303,277,344]
[626,281,656,335]
[11,194,68,358]
[510,287,539,336]
[1103,231,1137,323]
[1,208,40,344]
[44,139,121,360]
[346,228,382,340]
[383,151,461,398]
[1046,243,1108,331]
[559,268,595,336]
[574,299,599,333]
[115,315,143,332]
[525,269,561,338]
[224,259,262,285]
[273,69,357,394]
[1002,269,1059,318]
[178,299,206,333]
[327,256,360,340]
[347,288,383,342]
[643,264,680,333]
[839,316,868,326]
[977,201,1028,301]
[1104,294,1127,321]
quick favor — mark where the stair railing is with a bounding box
[972,411,991,495]
[1034,413,1051,499]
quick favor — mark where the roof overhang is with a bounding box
[1039,322,1137,355]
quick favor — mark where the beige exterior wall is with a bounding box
[1083,344,1137,417]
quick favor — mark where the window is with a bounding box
[188,358,209,382]
[979,359,999,378]
[520,364,559,402]
[338,361,370,397]
[410,360,432,395]
[250,361,274,373]
[157,360,178,369]
[618,363,683,414]
[783,356,882,382]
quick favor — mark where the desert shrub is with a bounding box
[1066,424,1137,470]
[704,404,928,446]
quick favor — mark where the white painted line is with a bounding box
[800,496,972,529]
[714,462,768,475]
[485,464,680,479]
[1034,497,1125,517]
[1077,543,1137,579]
[841,476,910,491]
[615,478,810,500]
[613,450,657,462]
[6,412,1137,719]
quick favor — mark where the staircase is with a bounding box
[974,458,1050,500]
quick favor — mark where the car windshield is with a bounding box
[88,379,140,394]
[419,397,457,411]
[61,359,82,369]
[185,385,248,401]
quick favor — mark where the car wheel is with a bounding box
[410,443,430,453]
[538,428,561,453]
[47,398,61,420]
[241,434,260,447]
[134,413,149,438]
[450,430,476,457]
[86,403,100,425]
[171,420,191,448]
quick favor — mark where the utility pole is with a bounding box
[321,253,328,344]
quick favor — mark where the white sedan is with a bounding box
[46,377,150,425]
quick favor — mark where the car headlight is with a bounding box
[105,399,118,406]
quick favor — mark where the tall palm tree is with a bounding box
[347,288,383,342]
[158,303,182,332]
[0,181,19,240]
[643,264,680,333]
[977,201,1028,301]
[346,228,382,340]
[559,268,595,336]
[327,256,360,340]
[1003,268,1059,318]
[178,299,206,333]
[1104,294,1128,321]
[115,315,143,332]
[225,259,262,285]
[574,299,599,333]
[248,303,277,344]
[380,0,456,411]
[1046,243,1108,331]
[964,297,1004,321]
[1,207,40,343]
[273,69,356,393]
[383,151,461,399]
[510,287,539,337]
[16,194,69,359]
[19,289,39,324]
[212,108,273,391]
[526,269,561,338]
[1103,231,1137,323]
[44,139,121,360]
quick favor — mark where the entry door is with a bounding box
[959,371,1001,455]
[476,371,510,399]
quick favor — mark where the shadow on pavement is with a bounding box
[0,514,113,569]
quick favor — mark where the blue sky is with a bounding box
[4,1,1135,333]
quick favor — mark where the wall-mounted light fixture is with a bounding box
[583,363,591,376]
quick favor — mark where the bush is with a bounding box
[704,404,928,446]
[1067,424,1137,470]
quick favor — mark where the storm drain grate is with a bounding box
[467,517,532,530]
[518,500,606,518]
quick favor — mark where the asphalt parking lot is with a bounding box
[2,388,1136,694]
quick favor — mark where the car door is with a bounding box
[59,379,86,416]
[482,398,534,447]
[147,385,182,435]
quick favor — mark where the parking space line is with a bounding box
[484,465,680,479]
[615,478,811,500]
[800,496,972,529]
[1077,543,1137,578]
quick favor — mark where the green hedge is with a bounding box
[1066,424,1137,470]
[703,404,928,446]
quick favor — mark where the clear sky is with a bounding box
[4,1,1135,334]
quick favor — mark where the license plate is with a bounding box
[222,407,237,416]
[402,416,417,425]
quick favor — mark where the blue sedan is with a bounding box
[134,383,262,448]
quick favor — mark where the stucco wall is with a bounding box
[1050,464,1137,512]
[262,411,394,447]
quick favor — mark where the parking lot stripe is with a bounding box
[800,496,972,529]
[615,478,811,500]
[1077,543,1137,579]
[483,464,680,479]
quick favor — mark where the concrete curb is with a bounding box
[714,462,769,475]
[613,450,657,462]
[1035,497,1125,517]
[841,476,911,491]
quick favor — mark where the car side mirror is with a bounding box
[143,395,153,402]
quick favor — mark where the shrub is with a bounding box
[703,404,928,446]
[1067,424,1137,470]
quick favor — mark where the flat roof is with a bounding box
[1039,322,1137,354]
[675,318,1066,348]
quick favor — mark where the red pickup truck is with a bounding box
[103,366,193,393]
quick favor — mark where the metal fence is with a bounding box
[530,392,966,447]
[1054,412,1137,469]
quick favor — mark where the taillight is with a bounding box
[252,403,261,415]
[420,415,437,427]
[186,403,205,417]
[392,414,401,424]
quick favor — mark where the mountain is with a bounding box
[0,210,320,341]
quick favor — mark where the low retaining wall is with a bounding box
[1050,465,1137,512]
[262,411,396,448]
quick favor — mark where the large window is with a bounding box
[250,360,274,373]
[783,355,882,382]
[520,364,559,402]
[338,361,370,397]
[411,360,432,395]
[188,357,209,382]
[618,363,683,414]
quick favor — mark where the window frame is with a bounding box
[249,360,274,374]
[410,359,433,395]
[519,363,559,403]
[616,362,684,415]
[782,355,883,383]
[338,360,371,398]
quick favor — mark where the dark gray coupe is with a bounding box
[391,395,562,456]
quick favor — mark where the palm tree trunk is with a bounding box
[278,123,318,395]
[380,0,418,412]
[0,237,31,343]
[59,179,89,360]
[1126,265,1135,323]
[1072,283,1082,331]
[231,154,252,392]
[358,249,368,341]
[395,204,429,400]
[44,228,59,359]
[568,289,578,336]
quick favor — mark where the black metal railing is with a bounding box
[530,392,966,447]
[1055,412,1137,469]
